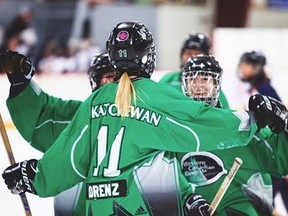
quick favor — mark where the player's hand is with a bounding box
[0,50,35,85]
[2,159,38,195]
[248,94,288,133]
[184,193,217,216]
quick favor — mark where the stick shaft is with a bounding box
[209,157,243,215]
[0,112,32,216]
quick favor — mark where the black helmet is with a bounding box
[181,54,223,106]
[239,51,266,66]
[88,52,114,91]
[238,51,267,83]
[180,32,210,56]
[106,21,156,79]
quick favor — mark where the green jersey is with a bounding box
[33,78,257,215]
[159,71,230,109]
[160,71,287,215]
[6,80,84,215]
[177,128,288,215]
[6,80,82,152]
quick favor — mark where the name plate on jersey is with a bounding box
[86,180,127,200]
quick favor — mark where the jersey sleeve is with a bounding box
[250,128,288,177]
[6,80,82,152]
[140,80,258,152]
[161,105,257,152]
[33,97,92,197]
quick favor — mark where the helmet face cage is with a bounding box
[181,55,223,106]
[87,52,114,91]
[182,71,221,106]
[181,32,210,56]
[106,21,156,79]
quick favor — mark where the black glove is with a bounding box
[2,159,38,195]
[184,193,217,216]
[0,50,35,98]
[248,94,288,133]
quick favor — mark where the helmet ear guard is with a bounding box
[106,21,156,80]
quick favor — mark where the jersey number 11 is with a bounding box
[93,125,125,177]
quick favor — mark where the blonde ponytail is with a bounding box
[115,72,136,118]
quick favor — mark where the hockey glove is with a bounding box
[248,94,288,133]
[184,193,217,216]
[0,50,35,98]
[2,159,38,195]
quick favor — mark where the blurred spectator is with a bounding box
[37,40,72,74]
[237,50,280,100]
[0,6,38,58]
[73,38,101,73]
[37,38,101,74]
[70,17,101,73]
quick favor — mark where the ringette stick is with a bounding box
[209,157,243,216]
[0,112,32,216]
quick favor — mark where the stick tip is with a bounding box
[235,157,243,165]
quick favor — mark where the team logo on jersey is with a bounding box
[181,152,227,186]
[117,31,129,41]
[86,180,127,200]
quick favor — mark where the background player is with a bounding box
[179,54,288,215]
[237,50,281,101]
[159,32,229,108]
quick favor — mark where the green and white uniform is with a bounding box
[178,128,288,215]
[32,78,257,215]
[7,80,82,152]
[6,80,84,216]
[159,71,230,109]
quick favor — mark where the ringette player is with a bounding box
[1,21,282,215]
[179,54,288,215]
[0,50,216,216]
[0,50,115,215]
[159,32,229,108]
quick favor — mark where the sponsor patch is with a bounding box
[181,152,227,186]
[86,180,127,200]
